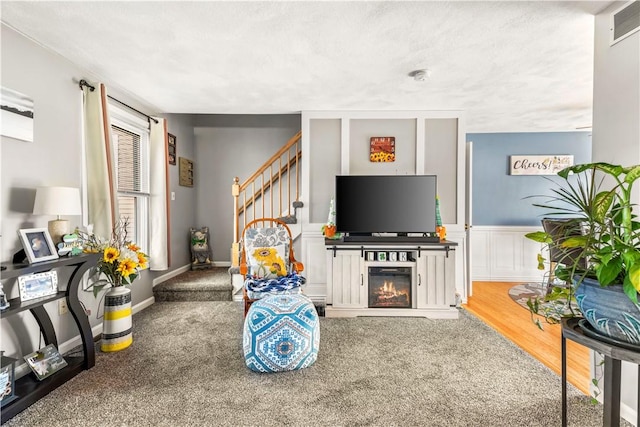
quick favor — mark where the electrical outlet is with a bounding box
[58,299,68,315]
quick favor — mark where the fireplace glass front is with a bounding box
[368,266,412,308]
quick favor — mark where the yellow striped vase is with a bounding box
[101,286,133,352]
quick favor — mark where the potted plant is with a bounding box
[525,162,640,345]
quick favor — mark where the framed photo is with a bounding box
[24,344,67,381]
[18,271,58,302]
[1,355,17,407]
[167,133,177,165]
[18,228,59,263]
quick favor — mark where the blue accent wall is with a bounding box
[468,132,592,226]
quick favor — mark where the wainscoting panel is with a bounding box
[301,231,328,301]
[471,226,545,283]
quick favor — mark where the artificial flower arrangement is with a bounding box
[321,198,341,239]
[75,219,148,296]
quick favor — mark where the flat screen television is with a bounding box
[335,175,437,235]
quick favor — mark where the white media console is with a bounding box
[325,239,458,319]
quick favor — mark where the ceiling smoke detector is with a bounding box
[408,69,431,81]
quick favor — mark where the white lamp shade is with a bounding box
[33,187,82,216]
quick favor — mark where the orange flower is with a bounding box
[136,252,148,270]
[127,243,140,252]
[103,247,120,264]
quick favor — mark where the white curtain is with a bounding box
[149,118,169,270]
[82,82,117,239]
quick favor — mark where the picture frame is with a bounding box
[179,157,194,187]
[18,271,59,302]
[1,354,17,407]
[370,136,395,162]
[167,133,176,165]
[18,228,59,264]
[1,86,34,143]
[23,344,68,381]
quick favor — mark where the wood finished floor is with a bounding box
[464,281,591,395]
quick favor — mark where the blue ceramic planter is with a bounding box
[575,277,640,344]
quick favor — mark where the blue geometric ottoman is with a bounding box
[243,293,320,373]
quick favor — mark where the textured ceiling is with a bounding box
[0,1,615,132]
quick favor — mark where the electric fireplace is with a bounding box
[368,266,412,308]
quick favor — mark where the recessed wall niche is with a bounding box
[349,119,416,175]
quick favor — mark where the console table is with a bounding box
[561,317,640,427]
[0,253,99,424]
[325,239,458,318]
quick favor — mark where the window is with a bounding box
[110,106,150,252]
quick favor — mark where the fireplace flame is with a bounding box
[376,280,408,299]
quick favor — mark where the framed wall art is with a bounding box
[1,86,34,143]
[509,155,574,175]
[179,157,194,187]
[167,133,176,165]
[370,136,395,162]
[18,228,59,263]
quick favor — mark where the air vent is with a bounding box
[610,0,640,45]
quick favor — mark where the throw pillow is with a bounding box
[247,244,288,279]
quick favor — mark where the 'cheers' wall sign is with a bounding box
[509,155,574,175]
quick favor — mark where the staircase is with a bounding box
[153,267,233,302]
[154,131,303,303]
[231,131,303,267]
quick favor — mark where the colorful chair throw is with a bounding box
[243,293,320,373]
[244,272,306,300]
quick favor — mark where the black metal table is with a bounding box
[1,253,99,424]
[561,317,640,427]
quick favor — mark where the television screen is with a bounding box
[335,175,437,234]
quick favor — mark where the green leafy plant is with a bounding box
[525,162,640,404]
[526,162,640,301]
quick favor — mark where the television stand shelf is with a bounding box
[340,235,441,244]
[0,253,99,424]
[325,241,458,319]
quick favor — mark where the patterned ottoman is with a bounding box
[243,293,320,373]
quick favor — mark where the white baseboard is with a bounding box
[152,264,191,286]
[152,263,231,287]
[621,401,637,426]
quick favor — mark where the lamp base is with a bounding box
[48,219,70,245]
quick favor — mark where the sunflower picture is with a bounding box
[370,136,395,162]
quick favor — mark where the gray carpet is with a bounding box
[153,267,232,301]
[4,302,629,427]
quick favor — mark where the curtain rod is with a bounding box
[78,79,159,124]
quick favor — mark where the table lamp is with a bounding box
[33,186,82,244]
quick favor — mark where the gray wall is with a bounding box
[592,3,640,419]
[469,132,592,225]
[192,114,301,263]
[309,119,341,223]
[593,3,640,180]
[0,25,195,358]
[349,119,416,175]
[164,114,198,268]
[307,116,461,227]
